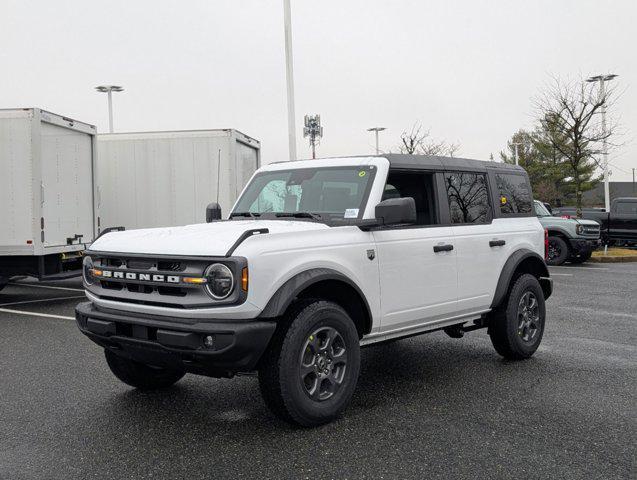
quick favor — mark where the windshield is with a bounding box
[534,201,551,217]
[231,166,376,220]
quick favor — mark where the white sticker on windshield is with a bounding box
[344,208,359,219]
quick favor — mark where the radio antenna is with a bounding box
[216,148,221,205]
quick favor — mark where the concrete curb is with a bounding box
[590,255,637,263]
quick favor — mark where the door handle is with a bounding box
[489,240,506,247]
[433,244,454,252]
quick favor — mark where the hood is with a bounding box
[538,216,599,228]
[89,220,330,257]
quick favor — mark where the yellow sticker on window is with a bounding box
[358,171,366,177]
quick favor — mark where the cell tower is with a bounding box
[303,114,323,159]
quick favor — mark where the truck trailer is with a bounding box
[96,129,260,231]
[0,108,98,289]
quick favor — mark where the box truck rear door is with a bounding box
[40,122,94,248]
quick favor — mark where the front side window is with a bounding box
[444,172,490,224]
[616,202,637,215]
[232,166,376,220]
[496,173,533,215]
[534,201,551,217]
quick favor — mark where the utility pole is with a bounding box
[586,74,618,212]
[367,127,386,154]
[95,85,124,133]
[303,115,323,159]
[283,0,297,160]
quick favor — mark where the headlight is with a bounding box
[204,263,234,299]
[83,256,94,286]
[576,224,584,235]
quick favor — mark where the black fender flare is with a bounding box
[546,227,572,240]
[258,268,372,323]
[490,249,552,309]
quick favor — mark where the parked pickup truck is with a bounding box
[553,198,637,246]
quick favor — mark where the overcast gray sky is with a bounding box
[2,0,635,180]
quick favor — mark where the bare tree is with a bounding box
[399,123,460,157]
[534,76,619,215]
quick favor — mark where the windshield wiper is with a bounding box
[275,212,322,220]
[230,211,261,218]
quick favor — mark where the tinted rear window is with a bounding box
[444,172,491,224]
[496,173,533,215]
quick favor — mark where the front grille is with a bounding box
[581,225,600,236]
[86,253,246,309]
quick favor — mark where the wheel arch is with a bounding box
[258,268,373,338]
[490,249,552,309]
[546,228,572,243]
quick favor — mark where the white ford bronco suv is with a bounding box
[76,154,552,426]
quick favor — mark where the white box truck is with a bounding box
[96,129,260,231]
[0,108,98,289]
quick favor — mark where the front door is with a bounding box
[372,169,458,333]
[373,226,458,332]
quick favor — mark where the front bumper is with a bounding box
[75,302,276,377]
[570,238,601,256]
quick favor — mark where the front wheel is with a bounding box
[258,299,361,427]
[488,274,546,360]
[104,349,185,390]
[546,236,569,266]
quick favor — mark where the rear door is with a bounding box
[41,122,94,247]
[444,171,503,313]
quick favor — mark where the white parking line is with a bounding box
[8,283,84,292]
[0,295,85,307]
[0,307,74,320]
[548,266,609,271]
[550,273,573,276]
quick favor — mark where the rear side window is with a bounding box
[496,173,533,215]
[444,172,490,224]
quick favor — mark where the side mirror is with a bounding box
[375,197,417,225]
[206,202,222,222]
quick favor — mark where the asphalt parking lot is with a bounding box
[1,263,635,480]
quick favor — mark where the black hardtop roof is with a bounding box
[379,153,526,173]
[272,154,527,175]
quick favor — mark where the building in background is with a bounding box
[582,181,637,207]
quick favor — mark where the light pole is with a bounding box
[586,74,617,213]
[283,0,297,160]
[95,85,124,133]
[367,127,386,154]
[512,142,523,166]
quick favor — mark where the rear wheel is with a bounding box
[488,274,546,360]
[258,299,360,427]
[104,349,185,390]
[546,236,569,266]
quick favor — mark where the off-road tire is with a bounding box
[570,251,592,264]
[488,274,546,360]
[104,349,185,390]
[258,299,361,427]
[546,236,569,266]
